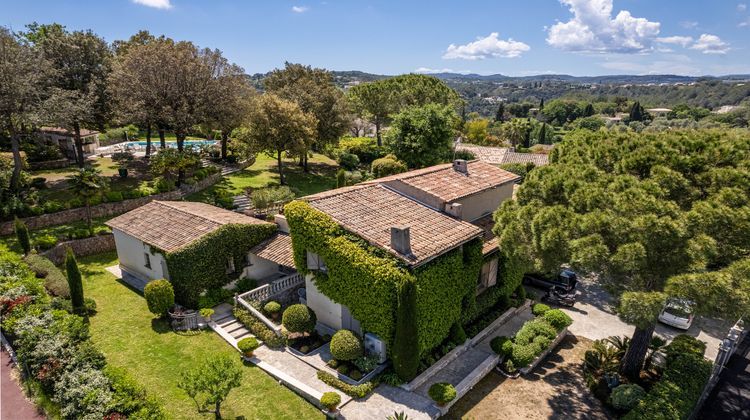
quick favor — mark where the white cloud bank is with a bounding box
[291,6,309,13]
[443,32,530,60]
[132,0,172,9]
[691,34,730,54]
[414,67,472,74]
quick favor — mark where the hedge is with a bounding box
[163,223,276,307]
[24,253,69,297]
[233,307,286,348]
[316,371,377,398]
[282,304,317,334]
[285,201,483,381]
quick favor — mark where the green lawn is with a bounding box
[187,153,339,202]
[77,252,323,420]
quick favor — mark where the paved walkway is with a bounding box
[1,349,44,420]
[700,332,750,419]
[340,385,440,419]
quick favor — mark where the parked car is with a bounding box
[658,298,695,330]
[523,269,578,292]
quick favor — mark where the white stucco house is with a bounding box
[39,126,100,160]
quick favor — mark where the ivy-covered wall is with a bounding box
[163,223,276,306]
[284,200,483,359]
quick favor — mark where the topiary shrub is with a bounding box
[542,309,573,331]
[24,253,69,297]
[237,337,260,356]
[514,318,557,345]
[428,383,457,406]
[511,344,538,368]
[664,334,706,363]
[533,335,551,351]
[490,336,512,356]
[263,301,282,317]
[14,218,31,255]
[532,303,551,316]
[320,391,341,411]
[282,304,317,334]
[144,279,174,317]
[330,330,363,361]
[611,384,646,411]
[449,322,467,345]
[338,152,360,170]
[515,284,526,300]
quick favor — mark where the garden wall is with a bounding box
[0,190,182,235]
[42,234,116,264]
[28,159,72,171]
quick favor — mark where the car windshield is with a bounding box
[664,300,694,318]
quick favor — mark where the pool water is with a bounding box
[124,140,217,149]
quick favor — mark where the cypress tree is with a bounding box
[495,103,505,122]
[392,279,419,381]
[583,103,595,117]
[539,98,544,111]
[14,217,31,255]
[336,169,346,188]
[65,248,86,317]
[523,118,532,148]
[539,123,548,145]
[629,101,644,122]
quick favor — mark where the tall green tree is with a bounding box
[14,217,31,255]
[495,102,505,122]
[583,103,595,117]
[23,23,112,167]
[629,101,646,122]
[65,248,85,317]
[503,118,531,149]
[235,94,316,185]
[178,356,242,419]
[67,168,108,235]
[386,104,455,168]
[265,62,350,170]
[0,27,50,193]
[347,80,393,146]
[392,279,419,381]
[494,129,750,379]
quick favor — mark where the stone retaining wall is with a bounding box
[28,159,72,171]
[179,172,223,195]
[42,234,116,264]
[0,191,182,236]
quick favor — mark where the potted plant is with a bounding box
[200,308,215,322]
[263,301,282,320]
[237,337,260,358]
[112,151,134,178]
[428,382,457,407]
[320,392,341,417]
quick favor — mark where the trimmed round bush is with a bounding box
[327,359,339,368]
[338,152,360,170]
[490,336,512,356]
[349,369,363,381]
[371,155,407,178]
[282,304,317,334]
[514,319,557,345]
[237,337,260,355]
[511,344,538,368]
[263,301,281,314]
[665,334,707,362]
[532,303,551,316]
[610,384,646,411]
[542,309,573,331]
[320,392,341,411]
[330,330,363,361]
[532,335,552,352]
[428,383,457,405]
[143,279,174,316]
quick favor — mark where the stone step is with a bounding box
[234,330,254,341]
[230,327,252,339]
[216,316,236,327]
[223,320,245,332]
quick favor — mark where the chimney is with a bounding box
[390,225,412,255]
[445,202,463,219]
[453,159,469,175]
[275,214,290,233]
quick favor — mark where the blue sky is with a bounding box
[2,0,749,76]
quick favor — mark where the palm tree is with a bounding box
[503,118,530,149]
[67,168,108,235]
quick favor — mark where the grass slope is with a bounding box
[78,251,322,420]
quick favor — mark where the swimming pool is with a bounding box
[124,140,217,149]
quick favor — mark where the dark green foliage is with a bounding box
[386,104,456,168]
[542,309,573,331]
[15,218,31,255]
[392,280,419,381]
[336,364,349,375]
[664,334,706,363]
[371,155,408,178]
[233,307,286,348]
[498,162,535,183]
[24,253,69,297]
[610,384,646,411]
[164,223,276,307]
[144,279,174,317]
[104,191,123,202]
[338,152,360,170]
[449,322,467,345]
[490,336,512,356]
[514,284,526,300]
[511,344,538,368]
[197,288,232,309]
[428,383,457,405]
[105,366,166,419]
[64,248,85,316]
[316,371,377,398]
[282,304,317,334]
[628,101,646,122]
[532,303,551,316]
[234,277,257,293]
[330,330,363,361]
[453,149,476,161]
[34,234,58,250]
[336,137,385,164]
[336,168,346,188]
[263,301,281,314]
[349,369,363,381]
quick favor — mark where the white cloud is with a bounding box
[690,34,730,54]
[291,6,309,13]
[738,3,747,12]
[132,0,172,9]
[442,33,530,60]
[546,0,661,53]
[414,67,472,74]
[656,36,693,47]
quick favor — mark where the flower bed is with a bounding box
[315,370,377,398]
[287,331,328,355]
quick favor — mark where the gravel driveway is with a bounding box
[529,274,733,361]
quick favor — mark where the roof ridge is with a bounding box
[154,201,223,226]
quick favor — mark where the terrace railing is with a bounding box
[235,272,305,336]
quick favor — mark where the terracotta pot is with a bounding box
[244,351,254,358]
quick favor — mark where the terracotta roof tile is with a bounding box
[106,201,272,252]
[250,233,295,268]
[457,144,549,166]
[306,185,483,266]
[471,214,500,256]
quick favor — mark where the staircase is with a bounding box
[210,303,253,347]
[232,195,251,213]
[201,159,242,176]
